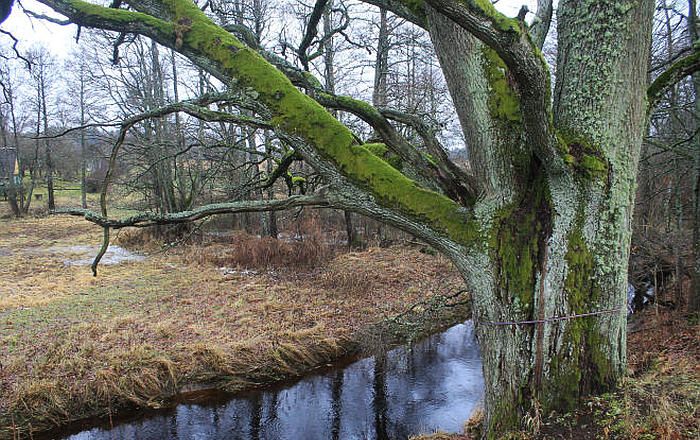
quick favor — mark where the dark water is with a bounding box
[54,322,483,440]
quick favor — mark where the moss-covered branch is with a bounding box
[253,48,477,203]
[37,0,481,248]
[380,107,479,202]
[56,0,174,35]
[648,44,700,108]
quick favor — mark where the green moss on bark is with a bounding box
[68,0,174,34]
[467,0,521,34]
[489,163,551,314]
[544,215,615,413]
[364,143,402,170]
[557,129,609,180]
[481,47,522,123]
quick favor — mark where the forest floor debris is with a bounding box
[0,213,468,438]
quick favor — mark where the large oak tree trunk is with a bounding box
[427,1,654,435]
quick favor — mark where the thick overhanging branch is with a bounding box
[54,194,332,228]
[256,48,477,203]
[58,194,330,275]
[356,0,425,27]
[316,91,475,201]
[36,0,481,253]
[222,23,260,50]
[380,108,479,201]
[648,44,700,110]
[33,0,175,36]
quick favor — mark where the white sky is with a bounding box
[2,0,81,56]
[2,0,536,59]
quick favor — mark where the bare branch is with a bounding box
[258,150,303,192]
[22,7,71,24]
[54,194,332,228]
[111,32,129,64]
[297,0,330,70]
[0,29,31,69]
[257,47,477,203]
[381,108,479,201]
[34,0,480,252]
[31,122,121,139]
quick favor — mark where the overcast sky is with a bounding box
[2,0,536,59]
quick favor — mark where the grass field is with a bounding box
[0,197,469,438]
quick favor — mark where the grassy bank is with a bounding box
[410,310,700,440]
[0,213,469,439]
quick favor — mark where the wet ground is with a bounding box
[20,244,146,266]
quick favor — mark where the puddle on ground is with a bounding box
[46,321,484,440]
[61,245,146,266]
[20,245,146,266]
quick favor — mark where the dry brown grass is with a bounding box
[181,229,333,270]
[0,212,466,438]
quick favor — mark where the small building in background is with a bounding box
[0,147,20,198]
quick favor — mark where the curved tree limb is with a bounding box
[96,94,277,245]
[380,108,479,200]
[258,150,303,191]
[55,194,332,228]
[258,47,477,203]
[358,0,425,27]
[297,0,330,70]
[648,44,700,109]
[419,0,554,167]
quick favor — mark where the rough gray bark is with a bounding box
[423,0,653,434]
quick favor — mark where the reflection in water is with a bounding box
[57,322,483,440]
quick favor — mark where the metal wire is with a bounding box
[479,307,623,326]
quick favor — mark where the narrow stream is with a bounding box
[51,321,484,440]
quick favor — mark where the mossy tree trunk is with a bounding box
[423,1,654,434]
[37,0,671,436]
